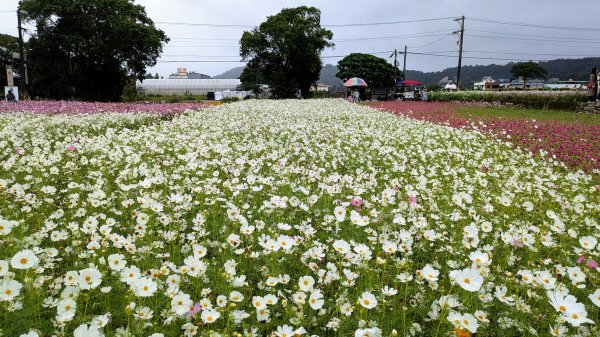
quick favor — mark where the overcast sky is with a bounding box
[1,0,598,78]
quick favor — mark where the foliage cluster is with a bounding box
[21,0,168,102]
[336,53,403,88]
[240,6,333,98]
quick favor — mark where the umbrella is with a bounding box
[343,77,368,87]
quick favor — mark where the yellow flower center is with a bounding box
[559,305,566,312]
[464,278,471,284]
[20,258,28,265]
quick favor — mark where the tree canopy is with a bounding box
[336,53,402,88]
[239,6,333,99]
[21,0,168,101]
[0,34,20,90]
[510,61,548,85]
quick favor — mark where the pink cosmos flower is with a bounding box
[67,145,77,151]
[577,256,586,264]
[350,198,363,207]
[586,259,598,269]
[188,302,201,317]
[409,196,417,206]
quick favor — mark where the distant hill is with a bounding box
[211,57,600,87]
[319,64,344,87]
[213,66,245,79]
[406,57,600,87]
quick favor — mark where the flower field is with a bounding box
[374,101,600,177]
[0,101,205,115]
[0,99,599,337]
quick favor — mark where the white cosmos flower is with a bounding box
[359,291,378,309]
[120,266,141,285]
[579,236,597,250]
[73,323,104,337]
[201,309,220,324]
[308,290,324,310]
[107,253,126,271]
[252,296,267,309]
[0,279,22,301]
[0,219,18,235]
[78,268,103,290]
[334,206,346,222]
[18,331,39,337]
[275,324,295,337]
[0,259,9,277]
[469,251,490,266]
[349,210,368,227]
[589,289,600,307]
[229,291,244,303]
[447,312,479,333]
[132,276,157,297]
[298,275,315,292]
[10,249,39,270]
[381,241,398,254]
[332,240,350,254]
[451,268,484,292]
[422,264,439,283]
[354,327,382,337]
[381,286,398,296]
[171,293,193,315]
[566,266,586,284]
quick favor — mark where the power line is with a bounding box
[155,21,253,28]
[408,34,453,48]
[322,17,456,27]
[464,50,600,58]
[467,33,600,44]
[158,60,245,63]
[155,16,457,29]
[332,30,452,43]
[468,29,600,42]
[468,17,600,32]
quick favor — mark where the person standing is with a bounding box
[422,88,429,102]
[588,67,597,102]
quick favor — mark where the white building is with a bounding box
[136,79,241,96]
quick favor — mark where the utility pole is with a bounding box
[454,16,465,90]
[402,45,407,80]
[17,5,28,98]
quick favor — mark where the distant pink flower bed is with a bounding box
[0,101,205,115]
[373,101,600,176]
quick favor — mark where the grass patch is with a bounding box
[456,105,600,125]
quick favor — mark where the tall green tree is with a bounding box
[336,53,402,88]
[21,0,168,101]
[510,61,548,87]
[0,34,21,89]
[240,6,333,99]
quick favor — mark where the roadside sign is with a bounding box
[6,65,14,86]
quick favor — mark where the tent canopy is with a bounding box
[397,80,423,86]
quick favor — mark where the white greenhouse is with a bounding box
[136,79,242,96]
